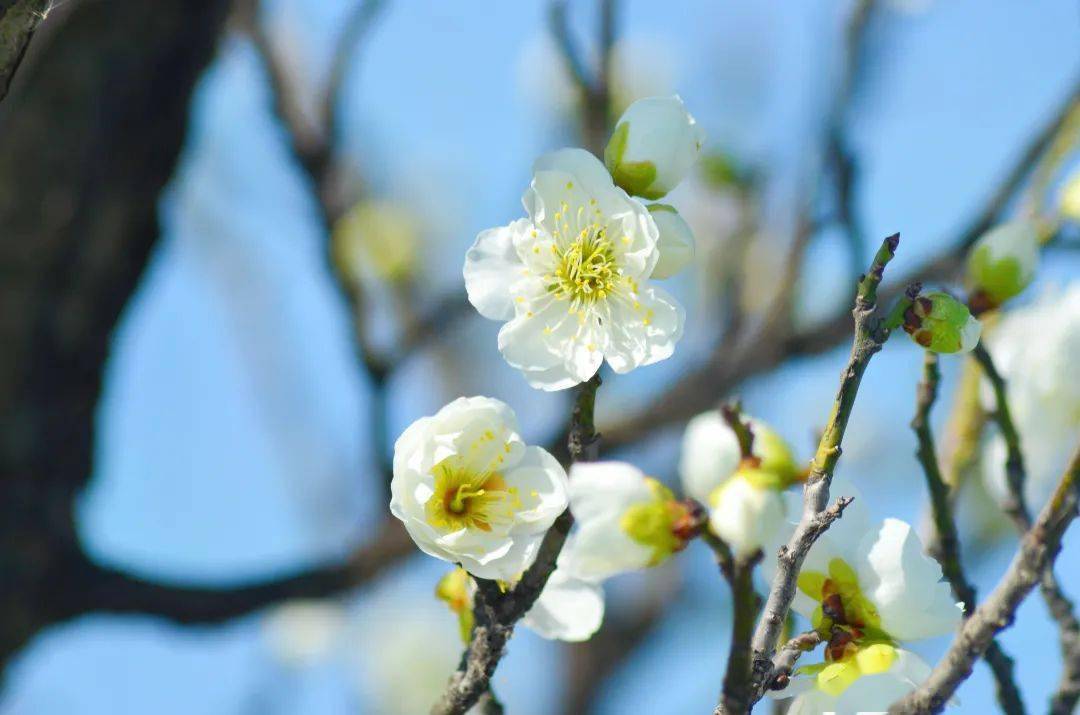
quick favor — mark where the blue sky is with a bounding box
[3,0,1079,713]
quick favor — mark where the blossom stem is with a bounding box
[738,233,902,709]
[971,342,1080,715]
[431,374,602,715]
[912,351,1025,715]
[889,443,1080,714]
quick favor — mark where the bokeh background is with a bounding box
[1,0,1078,713]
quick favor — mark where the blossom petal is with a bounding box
[505,446,570,533]
[522,570,605,642]
[604,284,684,372]
[464,219,531,321]
[856,518,962,641]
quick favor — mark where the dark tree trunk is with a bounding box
[0,0,230,670]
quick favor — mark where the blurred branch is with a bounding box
[0,0,50,104]
[972,342,1080,715]
[741,234,906,708]
[600,74,1080,453]
[889,443,1080,714]
[911,351,1025,715]
[432,375,602,715]
[0,0,231,667]
[824,0,879,294]
[548,0,617,154]
[61,519,414,623]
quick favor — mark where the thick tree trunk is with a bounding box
[0,0,229,669]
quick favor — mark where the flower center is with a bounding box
[548,220,620,305]
[424,457,518,533]
[619,478,691,565]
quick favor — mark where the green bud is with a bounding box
[966,220,1039,311]
[604,95,705,199]
[902,291,982,354]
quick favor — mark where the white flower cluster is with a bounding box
[390,95,708,643]
[382,89,984,714]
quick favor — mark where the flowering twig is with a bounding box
[739,233,904,708]
[600,75,1080,452]
[911,351,1025,715]
[972,342,1080,715]
[889,442,1080,714]
[431,375,602,715]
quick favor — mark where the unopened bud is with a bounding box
[604,95,706,199]
[966,220,1039,311]
[902,291,982,354]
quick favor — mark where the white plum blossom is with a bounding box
[647,204,695,279]
[680,411,800,556]
[464,148,685,391]
[981,283,1080,509]
[767,510,962,713]
[561,461,696,580]
[604,95,706,199]
[390,396,569,580]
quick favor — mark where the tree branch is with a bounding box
[738,234,905,708]
[431,375,603,715]
[912,351,1025,714]
[972,342,1080,715]
[715,550,764,715]
[0,0,50,104]
[889,443,1080,714]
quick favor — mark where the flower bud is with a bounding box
[902,291,982,354]
[604,95,706,199]
[647,204,695,278]
[435,568,474,643]
[332,200,419,284]
[965,220,1039,310]
[1060,169,1080,222]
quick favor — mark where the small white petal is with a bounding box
[522,570,605,642]
[856,518,962,641]
[647,205,695,279]
[464,219,531,321]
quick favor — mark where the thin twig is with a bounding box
[715,550,764,715]
[736,234,905,710]
[431,375,603,715]
[972,342,1080,715]
[912,351,1025,715]
[768,631,823,692]
[889,443,1080,714]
